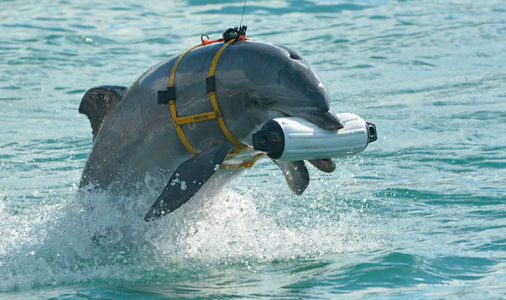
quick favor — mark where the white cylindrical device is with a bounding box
[252,113,377,161]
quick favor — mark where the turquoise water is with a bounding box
[1,0,506,298]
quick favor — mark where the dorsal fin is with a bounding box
[79,85,127,140]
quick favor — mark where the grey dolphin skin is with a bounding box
[79,40,342,221]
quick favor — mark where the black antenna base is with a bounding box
[222,25,247,42]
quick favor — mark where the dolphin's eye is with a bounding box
[250,95,262,108]
[249,95,273,108]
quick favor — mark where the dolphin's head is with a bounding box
[217,41,342,144]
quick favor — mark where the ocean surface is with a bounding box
[1,0,506,299]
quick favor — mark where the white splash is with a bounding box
[0,179,383,293]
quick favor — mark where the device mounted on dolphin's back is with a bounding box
[252,113,377,161]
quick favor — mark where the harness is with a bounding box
[157,27,266,169]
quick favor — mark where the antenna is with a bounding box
[222,0,248,42]
[239,0,247,28]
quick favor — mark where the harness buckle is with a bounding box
[157,90,168,104]
[206,76,216,93]
[157,87,176,104]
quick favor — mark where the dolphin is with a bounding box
[78,40,343,221]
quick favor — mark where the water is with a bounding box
[1,0,506,298]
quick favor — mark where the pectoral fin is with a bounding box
[309,158,336,173]
[273,160,310,196]
[144,144,232,221]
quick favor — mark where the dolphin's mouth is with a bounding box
[275,110,343,131]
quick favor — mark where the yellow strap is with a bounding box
[165,39,265,169]
[169,44,202,88]
[169,100,196,156]
[208,39,235,78]
[208,40,252,150]
[220,153,266,169]
[167,44,204,156]
[175,111,217,125]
